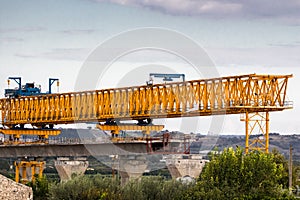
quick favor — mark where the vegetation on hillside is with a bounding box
[183,148,294,199]
[26,148,298,200]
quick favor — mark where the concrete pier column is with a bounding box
[165,154,208,179]
[117,155,148,186]
[54,157,89,182]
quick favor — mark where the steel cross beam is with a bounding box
[0,129,61,145]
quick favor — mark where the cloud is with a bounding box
[14,45,300,68]
[0,37,24,43]
[207,46,300,67]
[60,29,97,35]
[0,26,46,33]
[94,0,242,16]
[268,42,300,48]
[15,48,91,61]
[91,0,300,23]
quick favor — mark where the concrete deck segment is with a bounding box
[0,143,149,158]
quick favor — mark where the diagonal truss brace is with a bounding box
[241,112,269,153]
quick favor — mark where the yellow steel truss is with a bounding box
[14,161,45,183]
[0,74,292,127]
[0,74,293,152]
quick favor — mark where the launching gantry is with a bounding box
[0,74,293,153]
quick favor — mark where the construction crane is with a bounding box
[1,77,61,143]
[5,77,59,98]
[0,73,293,152]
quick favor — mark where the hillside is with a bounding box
[191,133,300,160]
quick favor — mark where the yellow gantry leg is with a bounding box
[14,161,45,183]
[38,162,44,179]
[22,165,27,183]
[242,112,270,153]
[14,161,19,183]
[31,165,36,182]
[245,112,249,154]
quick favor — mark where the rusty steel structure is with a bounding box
[0,73,293,152]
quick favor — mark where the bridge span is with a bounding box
[0,143,147,158]
[0,141,182,158]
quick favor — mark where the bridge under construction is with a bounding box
[0,73,292,152]
[0,73,293,183]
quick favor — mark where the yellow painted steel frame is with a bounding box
[0,74,292,127]
[0,74,293,152]
[97,124,164,142]
[97,124,164,135]
[14,161,45,184]
[241,112,269,153]
[0,129,61,138]
[0,129,61,144]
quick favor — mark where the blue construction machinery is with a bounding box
[150,73,185,82]
[5,77,59,98]
[146,73,185,85]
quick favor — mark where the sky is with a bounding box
[0,0,300,134]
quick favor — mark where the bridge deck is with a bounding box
[0,143,147,158]
[0,141,181,158]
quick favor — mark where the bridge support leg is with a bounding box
[242,112,270,153]
[165,155,208,179]
[118,155,148,186]
[15,164,19,183]
[54,157,89,182]
[14,160,45,184]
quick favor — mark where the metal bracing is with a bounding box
[97,124,164,135]
[0,74,292,127]
[0,74,293,153]
[0,129,61,138]
[0,129,61,144]
[97,124,164,143]
[14,161,45,183]
[241,112,270,153]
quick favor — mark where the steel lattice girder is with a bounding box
[0,74,292,126]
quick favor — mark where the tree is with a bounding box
[48,175,189,200]
[28,175,50,200]
[121,176,188,200]
[49,175,120,200]
[184,147,295,199]
[271,148,289,187]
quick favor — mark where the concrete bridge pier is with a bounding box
[117,155,148,186]
[54,157,89,182]
[165,154,208,179]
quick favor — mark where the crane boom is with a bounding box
[0,74,292,128]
